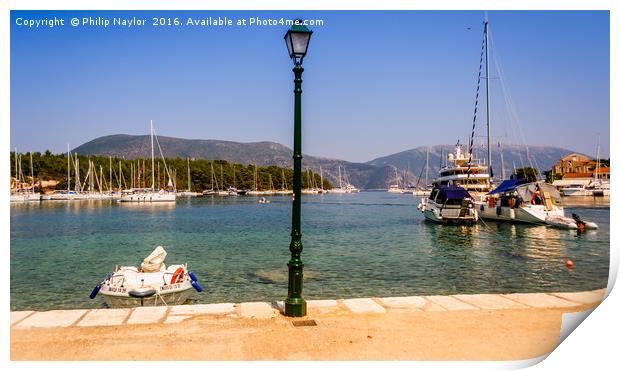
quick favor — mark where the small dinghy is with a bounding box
[546,213,598,230]
[90,246,203,308]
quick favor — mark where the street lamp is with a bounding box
[284,20,312,317]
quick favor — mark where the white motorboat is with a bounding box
[418,184,478,224]
[90,246,202,308]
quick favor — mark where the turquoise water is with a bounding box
[10,192,610,311]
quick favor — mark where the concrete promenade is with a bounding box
[10,289,604,361]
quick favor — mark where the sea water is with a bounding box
[10,192,610,311]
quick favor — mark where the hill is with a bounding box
[73,135,581,189]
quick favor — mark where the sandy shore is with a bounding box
[10,290,604,361]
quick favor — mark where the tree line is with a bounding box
[10,151,333,192]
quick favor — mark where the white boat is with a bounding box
[546,213,598,230]
[387,184,404,193]
[477,180,565,224]
[435,143,493,200]
[10,151,40,202]
[560,184,592,197]
[119,121,176,203]
[258,197,270,204]
[90,246,202,308]
[178,158,199,197]
[418,184,478,223]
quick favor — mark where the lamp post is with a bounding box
[283,20,312,317]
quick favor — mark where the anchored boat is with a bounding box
[90,246,203,308]
[418,184,478,224]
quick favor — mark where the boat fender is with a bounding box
[509,209,516,220]
[188,271,198,282]
[89,284,101,299]
[191,281,203,292]
[480,204,485,211]
[496,205,502,216]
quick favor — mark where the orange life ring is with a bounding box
[171,267,185,284]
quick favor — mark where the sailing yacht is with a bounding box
[202,163,217,195]
[328,166,347,194]
[119,121,176,203]
[10,151,41,202]
[178,158,199,197]
[412,148,432,196]
[387,167,404,193]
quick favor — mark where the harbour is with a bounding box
[10,192,609,312]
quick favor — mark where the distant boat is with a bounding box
[178,158,199,197]
[10,151,40,202]
[119,121,176,203]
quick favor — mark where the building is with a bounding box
[551,153,610,188]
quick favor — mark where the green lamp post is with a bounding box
[283,20,312,317]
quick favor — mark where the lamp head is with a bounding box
[284,20,313,65]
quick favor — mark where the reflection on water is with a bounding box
[562,196,610,208]
[10,192,609,311]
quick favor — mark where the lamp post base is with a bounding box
[284,298,307,317]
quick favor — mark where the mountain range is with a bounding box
[73,134,581,189]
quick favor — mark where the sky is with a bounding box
[10,10,610,162]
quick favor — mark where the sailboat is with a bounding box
[10,151,41,202]
[459,20,566,225]
[119,121,176,203]
[412,148,432,196]
[202,162,217,195]
[246,165,262,196]
[275,169,291,195]
[328,166,347,194]
[387,166,404,193]
[178,158,199,197]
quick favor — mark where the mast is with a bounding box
[425,148,429,187]
[109,156,112,192]
[187,158,191,192]
[67,145,71,192]
[499,142,505,180]
[338,166,342,188]
[484,20,492,180]
[29,152,34,192]
[150,120,155,191]
[320,166,324,190]
[595,134,601,181]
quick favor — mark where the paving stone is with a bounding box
[164,315,191,324]
[126,306,168,325]
[11,311,34,326]
[550,291,604,305]
[379,296,427,309]
[77,308,131,327]
[14,309,88,329]
[169,303,235,316]
[426,296,478,311]
[342,298,386,314]
[502,293,580,309]
[307,299,338,308]
[239,302,278,319]
[453,294,527,310]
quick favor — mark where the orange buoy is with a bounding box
[566,260,574,269]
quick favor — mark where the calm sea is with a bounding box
[10,192,610,311]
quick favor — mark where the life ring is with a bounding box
[171,267,185,284]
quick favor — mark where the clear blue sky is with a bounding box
[10,10,610,162]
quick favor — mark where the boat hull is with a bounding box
[100,285,193,308]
